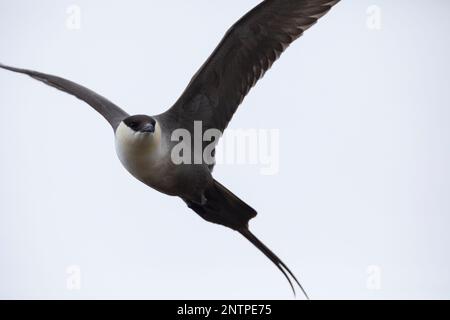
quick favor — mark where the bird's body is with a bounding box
[1,0,342,298]
[115,116,213,202]
[115,119,173,195]
[115,119,213,200]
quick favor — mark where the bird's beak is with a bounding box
[141,123,155,133]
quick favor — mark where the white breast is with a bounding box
[114,121,165,185]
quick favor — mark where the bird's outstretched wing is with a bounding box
[165,0,340,133]
[0,63,129,131]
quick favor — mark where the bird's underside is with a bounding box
[0,0,341,298]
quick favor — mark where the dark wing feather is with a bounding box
[0,63,129,131]
[165,0,340,133]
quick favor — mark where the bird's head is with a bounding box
[115,115,161,149]
[123,115,156,134]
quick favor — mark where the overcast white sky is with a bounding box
[1,0,449,299]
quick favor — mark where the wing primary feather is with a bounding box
[167,0,341,134]
[0,62,129,131]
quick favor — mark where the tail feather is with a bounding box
[186,180,308,298]
[239,228,309,299]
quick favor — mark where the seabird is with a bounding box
[1,0,340,298]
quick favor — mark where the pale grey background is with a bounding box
[1,0,449,299]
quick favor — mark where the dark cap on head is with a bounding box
[124,115,156,133]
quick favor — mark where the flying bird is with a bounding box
[1,0,340,298]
